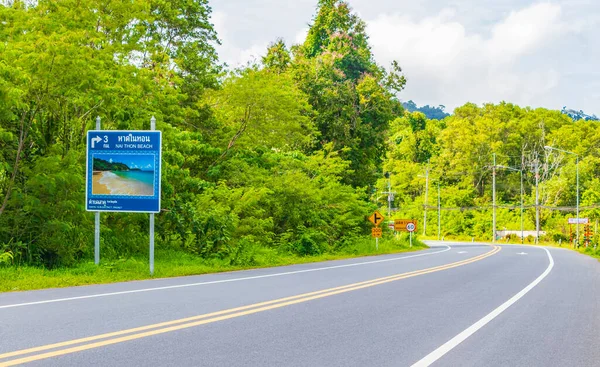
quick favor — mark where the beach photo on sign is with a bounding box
[92,154,155,196]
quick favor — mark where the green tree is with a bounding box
[0,0,221,266]
[262,39,292,74]
[292,0,406,188]
[203,67,316,167]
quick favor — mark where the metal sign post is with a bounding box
[492,153,496,243]
[94,211,100,265]
[369,211,384,250]
[595,219,598,249]
[94,116,101,265]
[150,116,156,275]
[86,117,162,274]
[406,222,416,247]
[437,183,441,240]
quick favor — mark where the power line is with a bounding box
[421,204,600,211]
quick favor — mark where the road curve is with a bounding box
[0,242,599,366]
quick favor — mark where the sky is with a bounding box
[210,0,600,116]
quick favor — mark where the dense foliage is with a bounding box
[291,0,406,188]
[1,0,597,271]
[0,0,406,268]
[383,103,600,247]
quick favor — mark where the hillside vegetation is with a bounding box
[93,158,130,171]
[383,104,600,249]
[0,0,598,284]
[0,0,411,273]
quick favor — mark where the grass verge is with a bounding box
[0,235,427,293]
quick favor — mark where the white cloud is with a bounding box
[486,3,563,63]
[294,28,309,44]
[368,9,473,78]
[366,2,572,111]
[213,11,269,68]
[210,0,599,115]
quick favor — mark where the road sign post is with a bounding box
[406,222,416,247]
[368,211,385,227]
[372,227,382,238]
[94,208,100,265]
[394,219,417,232]
[368,211,385,250]
[394,219,417,247]
[94,116,101,265]
[492,153,496,243]
[86,118,162,274]
[150,116,156,275]
[594,219,598,250]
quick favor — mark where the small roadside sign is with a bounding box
[568,218,589,224]
[372,227,382,238]
[394,219,417,232]
[368,211,385,226]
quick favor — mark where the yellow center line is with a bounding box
[0,246,500,366]
[0,246,497,361]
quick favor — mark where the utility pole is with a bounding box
[535,158,540,244]
[387,174,392,219]
[576,155,580,247]
[492,153,496,243]
[423,166,429,236]
[383,172,395,226]
[544,146,580,247]
[437,182,441,240]
[520,168,524,244]
[497,163,523,244]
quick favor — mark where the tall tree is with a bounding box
[0,0,221,218]
[262,39,292,74]
[204,67,316,167]
[292,0,406,188]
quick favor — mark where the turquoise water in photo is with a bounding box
[113,171,154,185]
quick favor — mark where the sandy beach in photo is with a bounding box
[92,171,154,196]
[92,172,111,194]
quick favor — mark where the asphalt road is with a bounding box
[1,241,599,366]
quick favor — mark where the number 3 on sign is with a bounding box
[372,227,382,238]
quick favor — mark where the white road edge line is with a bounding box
[411,246,554,367]
[0,245,452,310]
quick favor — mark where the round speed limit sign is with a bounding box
[406,222,416,232]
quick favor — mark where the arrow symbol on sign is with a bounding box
[517,252,528,255]
[91,136,102,148]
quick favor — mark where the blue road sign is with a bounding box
[86,130,162,213]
